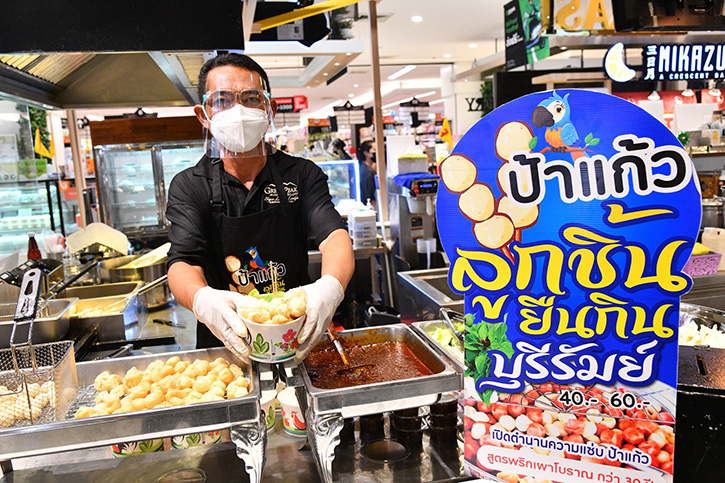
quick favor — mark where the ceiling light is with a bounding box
[307,99,345,119]
[561,46,568,51]
[468,43,478,49]
[429,98,445,105]
[348,93,355,98]
[346,52,352,56]
[417,90,437,98]
[323,72,329,76]
[648,90,661,101]
[381,91,436,109]
[353,83,359,88]
[411,15,423,23]
[388,65,417,80]
[382,99,405,109]
[682,88,695,97]
[443,53,452,59]
[334,62,340,66]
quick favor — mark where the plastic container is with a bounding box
[396,153,428,174]
[701,227,725,271]
[352,238,377,249]
[683,253,722,277]
[348,210,377,240]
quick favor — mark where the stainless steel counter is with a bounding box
[682,271,725,312]
[398,267,725,322]
[125,300,199,352]
[1,301,467,482]
[397,268,463,323]
[4,414,466,482]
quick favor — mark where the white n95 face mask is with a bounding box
[209,104,270,154]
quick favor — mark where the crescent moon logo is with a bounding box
[605,42,636,83]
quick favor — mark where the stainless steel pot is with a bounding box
[702,198,724,229]
[97,255,171,310]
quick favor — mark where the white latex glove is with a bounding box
[193,286,251,363]
[293,275,344,363]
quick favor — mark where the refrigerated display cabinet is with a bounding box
[94,141,204,239]
[316,159,360,209]
[0,178,66,257]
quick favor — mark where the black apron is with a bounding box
[197,156,311,348]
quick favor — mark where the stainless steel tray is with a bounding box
[410,320,464,373]
[97,255,171,310]
[67,293,139,342]
[299,324,462,418]
[0,299,75,348]
[59,281,143,300]
[295,324,462,483]
[0,348,260,460]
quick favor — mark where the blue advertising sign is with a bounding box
[438,90,699,482]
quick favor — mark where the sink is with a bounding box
[397,268,463,323]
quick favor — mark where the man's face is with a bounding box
[194,65,275,128]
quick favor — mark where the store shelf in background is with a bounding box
[0,179,66,256]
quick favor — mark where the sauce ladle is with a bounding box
[326,322,374,374]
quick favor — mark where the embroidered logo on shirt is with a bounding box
[263,182,299,205]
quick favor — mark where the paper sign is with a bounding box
[436,89,700,482]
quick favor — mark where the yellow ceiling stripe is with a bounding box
[257,0,361,31]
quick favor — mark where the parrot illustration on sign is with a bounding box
[531,91,579,152]
[529,90,600,160]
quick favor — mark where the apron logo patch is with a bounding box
[224,249,288,294]
[263,182,299,205]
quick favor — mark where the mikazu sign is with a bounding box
[643,43,725,81]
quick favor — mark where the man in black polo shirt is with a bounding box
[166,53,354,363]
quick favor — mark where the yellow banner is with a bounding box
[439,117,453,151]
[34,127,51,158]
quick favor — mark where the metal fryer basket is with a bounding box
[0,340,77,427]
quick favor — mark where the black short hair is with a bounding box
[197,53,271,102]
[357,140,374,162]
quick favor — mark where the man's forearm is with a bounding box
[318,228,354,289]
[168,261,209,311]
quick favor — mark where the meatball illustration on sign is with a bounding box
[438,121,540,261]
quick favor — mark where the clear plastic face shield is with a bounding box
[198,69,276,159]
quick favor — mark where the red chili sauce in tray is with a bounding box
[304,341,434,389]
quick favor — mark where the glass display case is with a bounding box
[94,141,204,237]
[316,159,360,209]
[0,178,66,256]
[57,177,97,236]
